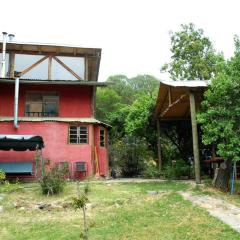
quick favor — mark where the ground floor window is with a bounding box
[100,128,106,147]
[69,125,88,144]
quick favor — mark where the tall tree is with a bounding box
[161,23,223,80]
[198,36,240,161]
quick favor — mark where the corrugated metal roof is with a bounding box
[0,78,108,86]
[0,41,101,56]
[0,117,111,128]
[160,80,210,88]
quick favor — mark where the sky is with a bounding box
[1,0,240,81]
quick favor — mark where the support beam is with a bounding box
[9,53,15,78]
[160,94,187,117]
[189,91,201,184]
[157,118,162,172]
[168,87,172,106]
[53,56,83,80]
[20,56,48,77]
[48,56,52,80]
[84,56,88,81]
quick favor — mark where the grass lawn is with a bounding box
[0,180,240,240]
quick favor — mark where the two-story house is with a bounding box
[0,38,109,180]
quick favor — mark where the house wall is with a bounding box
[0,122,109,178]
[0,83,92,118]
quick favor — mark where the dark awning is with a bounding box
[0,135,44,151]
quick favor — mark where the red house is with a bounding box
[0,37,109,180]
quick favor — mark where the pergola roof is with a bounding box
[155,80,210,120]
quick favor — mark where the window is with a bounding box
[25,92,59,117]
[69,126,88,144]
[100,128,105,147]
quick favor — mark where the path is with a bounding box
[179,191,240,233]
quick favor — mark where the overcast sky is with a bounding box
[1,0,240,81]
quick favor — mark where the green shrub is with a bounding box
[0,169,6,183]
[142,160,160,178]
[40,167,66,195]
[162,159,190,180]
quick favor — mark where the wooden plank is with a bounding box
[84,56,88,81]
[20,56,48,77]
[53,56,83,80]
[9,53,15,78]
[157,118,162,172]
[189,91,201,184]
[48,56,52,80]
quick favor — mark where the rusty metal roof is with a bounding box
[0,78,108,86]
[0,117,111,128]
[155,80,210,120]
[0,41,101,57]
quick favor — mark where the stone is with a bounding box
[147,191,158,196]
[38,203,51,210]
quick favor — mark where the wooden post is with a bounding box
[157,118,162,172]
[48,56,52,80]
[9,53,15,78]
[189,91,201,184]
[84,56,88,81]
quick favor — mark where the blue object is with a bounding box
[0,162,33,174]
[231,161,237,195]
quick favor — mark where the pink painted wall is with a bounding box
[0,84,92,118]
[0,122,95,177]
[0,83,109,179]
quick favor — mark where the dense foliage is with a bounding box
[96,75,159,177]
[161,23,223,80]
[198,37,240,161]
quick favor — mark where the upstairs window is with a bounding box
[25,92,59,117]
[100,128,106,147]
[69,126,88,144]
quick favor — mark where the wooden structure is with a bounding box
[155,80,210,184]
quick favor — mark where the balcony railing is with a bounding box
[25,112,58,117]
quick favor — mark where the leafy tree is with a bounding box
[96,74,160,176]
[125,94,155,137]
[161,23,223,80]
[129,75,159,98]
[96,88,123,123]
[106,75,133,104]
[198,37,240,161]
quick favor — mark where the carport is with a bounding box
[0,135,44,177]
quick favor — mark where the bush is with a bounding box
[40,167,66,195]
[0,169,6,183]
[142,160,160,178]
[162,159,190,180]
